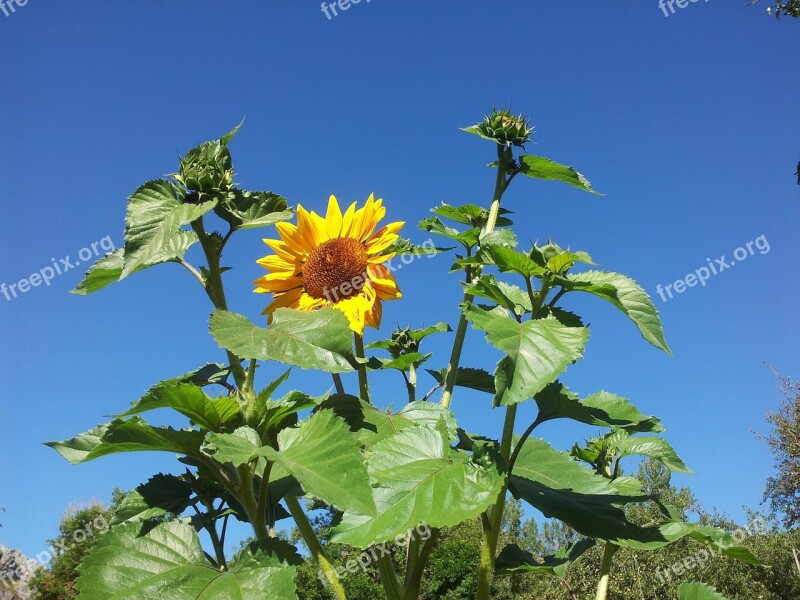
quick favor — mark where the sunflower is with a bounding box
[254,194,404,334]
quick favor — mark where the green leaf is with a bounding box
[331,421,504,547]
[119,381,241,432]
[546,250,595,275]
[678,583,732,600]
[204,426,262,467]
[431,203,513,228]
[46,418,205,464]
[619,436,693,474]
[178,363,232,388]
[535,383,664,433]
[463,275,532,317]
[496,538,596,577]
[318,395,459,446]
[214,190,293,230]
[509,437,652,543]
[419,216,480,249]
[518,155,601,194]
[255,389,320,434]
[75,520,300,599]
[560,270,670,353]
[121,179,215,278]
[262,410,376,516]
[464,304,588,406]
[426,367,496,395]
[71,250,142,295]
[209,308,356,373]
[110,474,194,526]
[484,246,546,278]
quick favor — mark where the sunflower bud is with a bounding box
[388,327,419,359]
[473,109,533,148]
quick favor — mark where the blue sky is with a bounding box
[0,1,798,558]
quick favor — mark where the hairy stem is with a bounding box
[354,333,370,403]
[191,218,247,388]
[476,403,518,599]
[441,145,511,409]
[285,495,348,600]
[595,542,618,600]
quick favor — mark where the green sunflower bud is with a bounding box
[465,108,534,148]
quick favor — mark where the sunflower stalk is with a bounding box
[441,143,514,409]
[191,216,247,389]
[285,496,348,600]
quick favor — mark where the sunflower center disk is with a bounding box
[302,237,369,301]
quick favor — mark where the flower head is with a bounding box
[255,194,404,334]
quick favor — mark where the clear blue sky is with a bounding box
[1,1,798,559]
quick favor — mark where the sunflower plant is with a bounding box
[48,114,758,600]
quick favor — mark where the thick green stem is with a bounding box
[238,465,269,541]
[285,496,348,600]
[403,529,440,600]
[191,218,247,389]
[441,145,511,409]
[476,404,518,600]
[405,365,417,403]
[377,554,403,600]
[354,333,370,403]
[595,542,618,600]
[332,373,346,395]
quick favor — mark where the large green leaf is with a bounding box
[463,275,532,317]
[678,582,732,600]
[518,155,601,194]
[111,474,194,526]
[496,539,596,577]
[214,190,293,230]
[426,367,496,395]
[121,179,216,278]
[209,308,356,373]
[119,381,241,432]
[419,216,480,249]
[75,520,300,599]
[619,435,693,474]
[431,203,513,228]
[464,304,588,406]
[560,270,670,353]
[263,410,376,516]
[318,395,459,447]
[331,421,504,547]
[208,412,376,516]
[46,418,205,464]
[509,438,760,558]
[535,383,664,433]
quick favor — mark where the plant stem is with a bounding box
[191,218,247,389]
[403,529,440,600]
[238,465,269,541]
[377,554,403,600]
[285,495,348,600]
[595,542,618,600]
[476,403,518,600]
[354,333,370,403]
[405,365,417,403]
[441,145,511,409]
[243,358,257,397]
[332,373,346,395]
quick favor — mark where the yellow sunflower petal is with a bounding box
[298,292,327,311]
[366,221,405,254]
[296,204,328,248]
[365,297,383,330]
[335,287,376,334]
[325,195,343,239]
[261,287,303,317]
[254,273,304,293]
